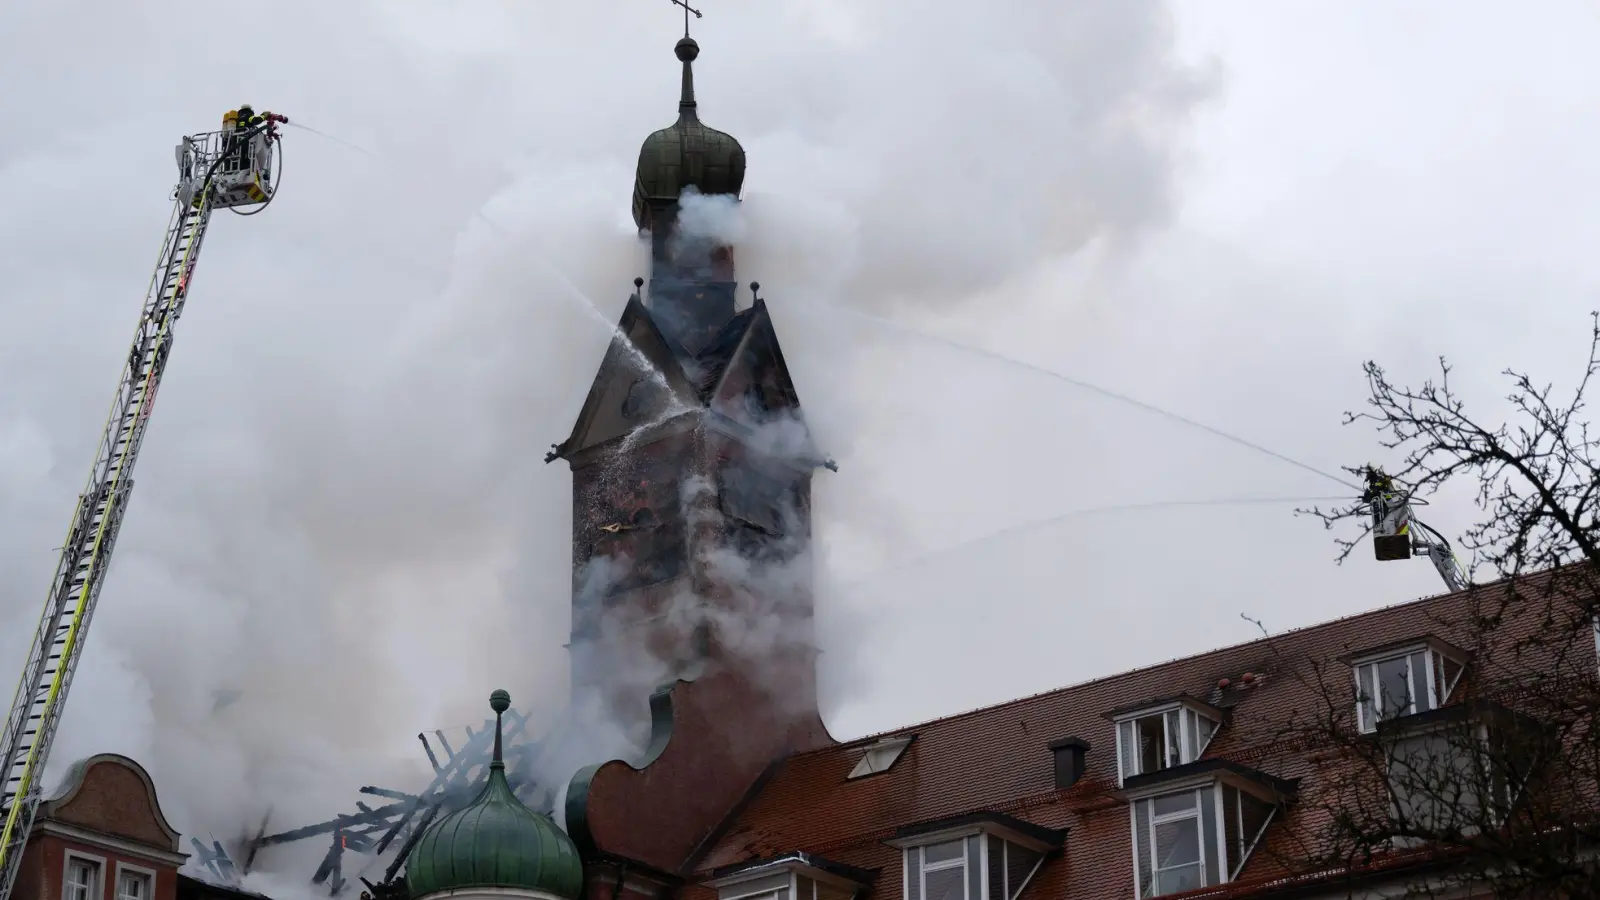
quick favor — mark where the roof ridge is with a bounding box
[808,572,1536,757]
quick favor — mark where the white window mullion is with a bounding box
[1357,665,1369,731]
[979,834,990,900]
[1147,812,1160,895]
[1115,724,1126,784]
[1213,783,1228,884]
[1366,665,1381,727]
[1405,654,1418,715]
[1422,650,1438,709]
[1129,804,1144,900]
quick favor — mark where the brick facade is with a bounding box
[12,755,186,900]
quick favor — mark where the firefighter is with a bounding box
[232,105,257,169]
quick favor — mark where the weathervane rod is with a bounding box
[669,0,702,35]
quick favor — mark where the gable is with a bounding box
[40,754,180,852]
[555,297,702,461]
[708,302,814,459]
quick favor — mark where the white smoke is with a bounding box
[0,0,1216,889]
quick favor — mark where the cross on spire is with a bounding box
[669,0,702,36]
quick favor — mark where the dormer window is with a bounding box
[1349,638,1466,734]
[1120,760,1293,898]
[707,854,871,900]
[848,735,912,779]
[1112,699,1222,785]
[1378,701,1548,843]
[889,813,1063,900]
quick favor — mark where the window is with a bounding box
[713,864,864,900]
[1129,783,1278,898]
[719,465,789,535]
[1351,641,1465,733]
[722,873,791,900]
[64,856,100,900]
[794,875,856,900]
[1114,702,1220,784]
[116,868,151,900]
[984,835,1044,900]
[1383,710,1543,842]
[848,736,912,779]
[904,833,1042,900]
[620,378,651,420]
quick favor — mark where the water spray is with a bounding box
[804,302,1361,492]
[286,119,682,420]
[835,494,1356,591]
[284,120,378,157]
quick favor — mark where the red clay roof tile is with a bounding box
[692,571,1593,898]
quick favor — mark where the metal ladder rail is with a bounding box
[0,188,215,897]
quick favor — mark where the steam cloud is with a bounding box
[0,0,1213,892]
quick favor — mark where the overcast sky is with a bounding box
[2,0,1597,882]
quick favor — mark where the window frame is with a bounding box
[113,863,155,900]
[1143,788,1207,895]
[1378,704,1544,843]
[1124,775,1282,899]
[1112,700,1222,786]
[61,851,105,900]
[1350,640,1466,734]
[980,833,1045,900]
[711,863,864,900]
[903,836,977,900]
[1592,614,1599,676]
[895,824,1055,900]
[848,735,913,780]
[719,873,793,900]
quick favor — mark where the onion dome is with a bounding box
[405,690,583,900]
[631,36,746,230]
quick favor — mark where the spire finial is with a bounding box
[488,689,510,769]
[669,0,701,37]
[668,0,702,115]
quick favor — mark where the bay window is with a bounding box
[1349,639,1466,733]
[894,815,1059,900]
[1113,700,1222,785]
[1123,763,1288,898]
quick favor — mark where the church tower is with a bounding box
[546,33,826,736]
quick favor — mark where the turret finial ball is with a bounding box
[675,36,700,62]
[634,277,645,288]
[489,689,511,714]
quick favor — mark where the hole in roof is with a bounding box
[848,736,912,779]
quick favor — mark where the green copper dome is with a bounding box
[632,35,746,230]
[405,690,583,899]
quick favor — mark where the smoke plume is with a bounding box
[0,0,1214,892]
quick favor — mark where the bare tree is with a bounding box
[1244,314,1600,898]
[1304,310,1599,582]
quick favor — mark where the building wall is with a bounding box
[13,755,185,900]
[15,832,178,900]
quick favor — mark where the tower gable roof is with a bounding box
[550,294,701,465]
[707,300,821,466]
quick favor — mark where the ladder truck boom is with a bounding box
[0,106,288,900]
[1360,465,1469,593]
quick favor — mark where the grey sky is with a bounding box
[1,0,1596,885]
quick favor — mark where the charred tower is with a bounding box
[547,34,826,733]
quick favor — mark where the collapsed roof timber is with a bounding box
[228,707,550,894]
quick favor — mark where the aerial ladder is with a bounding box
[0,106,288,900]
[1359,465,1469,593]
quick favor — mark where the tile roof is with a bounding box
[691,570,1595,898]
